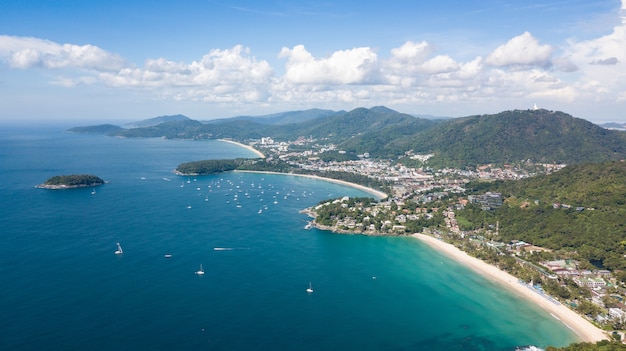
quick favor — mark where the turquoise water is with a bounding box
[0,126,578,350]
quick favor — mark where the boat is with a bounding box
[91,189,96,195]
[164,254,172,258]
[195,264,205,275]
[115,242,123,255]
[306,282,313,293]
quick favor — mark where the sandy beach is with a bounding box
[236,170,388,200]
[220,140,387,199]
[413,234,608,343]
[217,139,266,158]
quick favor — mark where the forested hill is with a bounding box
[277,106,434,143]
[68,107,626,167]
[383,109,626,166]
[461,161,626,270]
[68,106,435,143]
[204,108,340,125]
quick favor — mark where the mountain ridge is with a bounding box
[67,106,626,167]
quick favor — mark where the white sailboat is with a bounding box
[115,242,123,255]
[306,282,313,293]
[195,264,205,275]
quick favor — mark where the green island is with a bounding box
[36,174,105,189]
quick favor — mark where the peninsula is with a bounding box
[36,174,105,189]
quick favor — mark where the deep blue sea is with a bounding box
[0,125,578,350]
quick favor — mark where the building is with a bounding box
[574,277,607,288]
[468,192,503,210]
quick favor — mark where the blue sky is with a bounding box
[1,0,625,123]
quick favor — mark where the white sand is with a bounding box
[217,139,265,158]
[413,234,608,343]
[235,170,388,200]
[218,140,387,199]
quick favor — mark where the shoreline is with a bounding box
[413,233,608,343]
[217,139,265,159]
[220,140,386,199]
[235,170,388,200]
[35,183,102,189]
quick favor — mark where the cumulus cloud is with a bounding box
[388,41,433,71]
[278,45,379,84]
[0,35,126,71]
[100,45,273,89]
[97,45,275,103]
[419,55,459,74]
[485,32,553,68]
[2,4,626,120]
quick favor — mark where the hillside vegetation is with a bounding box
[386,109,626,166]
[459,161,626,270]
[68,107,626,167]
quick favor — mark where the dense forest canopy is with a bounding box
[459,161,626,270]
[175,159,259,175]
[42,174,104,187]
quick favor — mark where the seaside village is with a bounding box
[249,136,626,338]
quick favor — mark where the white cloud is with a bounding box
[419,55,459,74]
[0,35,126,71]
[278,45,379,84]
[97,45,274,104]
[485,32,553,68]
[556,2,626,103]
[388,41,433,71]
[3,3,626,124]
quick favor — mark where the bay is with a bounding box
[0,125,578,350]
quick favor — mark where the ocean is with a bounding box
[0,125,578,350]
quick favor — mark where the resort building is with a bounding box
[574,277,607,288]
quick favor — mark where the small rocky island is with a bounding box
[36,174,105,189]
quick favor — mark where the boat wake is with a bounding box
[213,247,250,251]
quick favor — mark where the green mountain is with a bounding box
[69,107,626,167]
[390,109,626,166]
[118,119,204,138]
[290,106,431,143]
[205,108,340,125]
[461,161,626,270]
[334,107,436,157]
